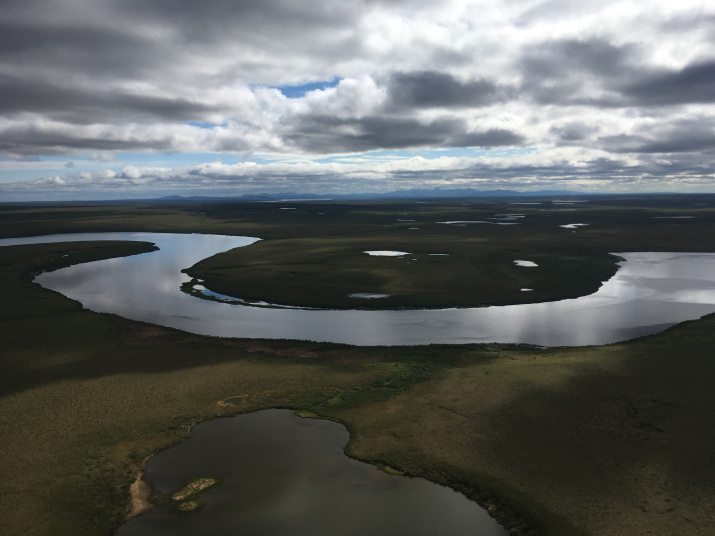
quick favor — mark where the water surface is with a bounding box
[364,250,411,256]
[4,232,715,346]
[117,410,506,536]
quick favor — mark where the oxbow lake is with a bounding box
[4,232,715,346]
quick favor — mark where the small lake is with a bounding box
[4,232,715,346]
[116,409,506,535]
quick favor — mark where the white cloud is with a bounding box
[1,0,715,197]
[4,144,714,199]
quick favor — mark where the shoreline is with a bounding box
[123,408,533,535]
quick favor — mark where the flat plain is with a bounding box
[1,195,714,535]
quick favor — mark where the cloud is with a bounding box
[281,114,523,154]
[598,119,715,154]
[4,145,714,200]
[0,75,225,123]
[385,71,514,109]
[620,60,715,106]
[550,121,598,142]
[1,0,715,197]
[519,38,639,105]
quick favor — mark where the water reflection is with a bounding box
[4,233,715,346]
[364,250,411,256]
[117,410,507,536]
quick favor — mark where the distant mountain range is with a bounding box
[158,188,581,202]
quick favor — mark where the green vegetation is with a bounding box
[6,195,715,309]
[313,358,452,409]
[1,195,714,536]
[184,234,619,308]
[170,478,223,513]
[181,195,715,309]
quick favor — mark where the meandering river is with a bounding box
[4,232,715,346]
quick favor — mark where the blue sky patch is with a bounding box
[185,121,227,129]
[313,147,537,164]
[276,78,341,98]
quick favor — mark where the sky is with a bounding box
[1,0,715,201]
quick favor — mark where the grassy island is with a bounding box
[170,478,223,513]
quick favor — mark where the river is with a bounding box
[4,232,715,346]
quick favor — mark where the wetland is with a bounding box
[1,194,715,536]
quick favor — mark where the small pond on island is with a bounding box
[116,410,507,535]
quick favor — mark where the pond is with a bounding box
[4,232,715,346]
[116,410,507,536]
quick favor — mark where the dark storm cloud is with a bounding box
[544,39,635,77]
[0,0,362,92]
[114,0,365,66]
[0,22,160,80]
[0,75,219,123]
[283,115,461,153]
[549,122,596,142]
[283,115,523,153]
[0,123,175,156]
[621,61,715,106]
[385,71,514,109]
[520,38,637,104]
[452,129,524,147]
[118,0,356,35]
[521,37,715,109]
[599,121,715,154]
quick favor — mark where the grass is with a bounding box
[320,332,715,535]
[170,478,223,513]
[0,243,394,535]
[183,234,620,309]
[1,195,714,536]
[166,195,715,309]
[312,358,452,409]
